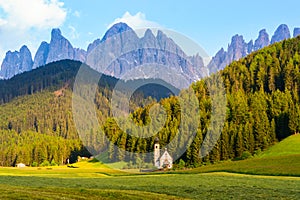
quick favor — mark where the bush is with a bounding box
[40,160,50,167]
[178,159,186,169]
[31,162,38,167]
[254,149,262,157]
[240,151,253,160]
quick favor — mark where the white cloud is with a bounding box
[108,12,162,30]
[0,0,67,62]
[68,25,79,39]
[0,0,66,29]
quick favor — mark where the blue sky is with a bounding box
[0,0,300,60]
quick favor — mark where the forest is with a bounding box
[0,36,299,167]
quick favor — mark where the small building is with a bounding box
[16,163,26,168]
[154,138,173,169]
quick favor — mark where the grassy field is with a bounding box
[186,134,300,176]
[0,135,299,199]
[0,159,299,199]
[260,134,300,157]
[0,167,299,199]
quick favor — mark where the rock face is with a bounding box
[254,29,270,51]
[74,48,87,63]
[294,28,300,37]
[208,35,250,72]
[46,29,75,64]
[209,24,299,73]
[32,42,49,69]
[3,23,300,81]
[0,28,87,79]
[0,45,33,79]
[33,29,87,71]
[102,22,133,41]
[271,24,291,44]
[86,23,206,88]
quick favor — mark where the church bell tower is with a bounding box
[154,137,160,168]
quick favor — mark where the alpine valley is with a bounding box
[0,23,299,167]
[0,21,300,200]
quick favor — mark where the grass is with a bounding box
[0,170,299,199]
[260,134,300,157]
[186,134,300,177]
[187,154,300,176]
[0,135,299,199]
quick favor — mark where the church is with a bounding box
[154,138,173,169]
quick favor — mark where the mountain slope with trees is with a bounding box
[0,36,300,167]
[102,36,300,167]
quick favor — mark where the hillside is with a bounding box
[0,36,300,168]
[97,36,300,167]
[190,134,300,176]
[260,134,300,157]
[0,60,178,167]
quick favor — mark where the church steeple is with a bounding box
[154,137,160,168]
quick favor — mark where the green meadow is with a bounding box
[0,167,299,199]
[0,134,300,199]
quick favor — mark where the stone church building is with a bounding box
[154,138,173,169]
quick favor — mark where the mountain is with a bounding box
[86,23,207,88]
[32,41,49,69]
[1,29,86,79]
[209,24,299,73]
[293,28,300,37]
[0,23,207,88]
[270,24,291,44]
[0,35,300,167]
[2,23,299,85]
[0,59,179,166]
[0,45,33,79]
[0,46,33,79]
[46,29,76,64]
[254,29,270,51]
[97,35,300,165]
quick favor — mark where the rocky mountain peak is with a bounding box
[0,45,33,79]
[46,28,75,64]
[144,29,156,40]
[32,41,49,69]
[254,29,270,51]
[20,45,30,54]
[102,22,133,41]
[209,24,296,73]
[228,34,248,60]
[141,29,157,48]
[293,28,300,38]
[271,24,291,44]
[51,28,62,39]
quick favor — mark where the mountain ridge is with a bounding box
[1,23,300,82]
[209,24,300,73]
[0,23,206,88]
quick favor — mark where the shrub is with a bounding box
[240,151,253,160]
[31,162,38,167]
[40,160,50,167]
[178,159,186,169]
